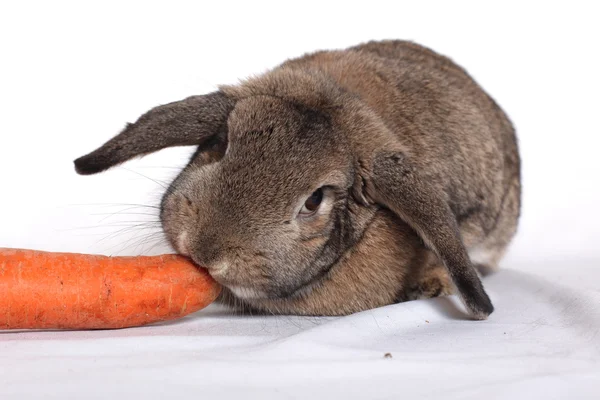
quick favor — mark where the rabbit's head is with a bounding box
[74,70,384,301]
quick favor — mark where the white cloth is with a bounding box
[2,267,599,400]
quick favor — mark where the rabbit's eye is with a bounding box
[299,188,323,216]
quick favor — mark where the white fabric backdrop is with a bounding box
[1,1,599,399]
[2,268,599,399]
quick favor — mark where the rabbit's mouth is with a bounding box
[226,285,267,300]
[213,260,335,303]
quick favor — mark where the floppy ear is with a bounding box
[74,91,234,175]
[359,151,494,320]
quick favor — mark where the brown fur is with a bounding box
[74,40,520,319]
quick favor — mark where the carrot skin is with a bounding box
[0,248,221,330]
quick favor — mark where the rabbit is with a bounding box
[74,40,521,320]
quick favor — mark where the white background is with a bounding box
[1,1,599,268]
[1,2,599,399]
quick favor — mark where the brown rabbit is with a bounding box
[74,40,520,320]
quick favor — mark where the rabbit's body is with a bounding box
[217,40,520,315]
[288,41,521,266]
[75,40,520,319]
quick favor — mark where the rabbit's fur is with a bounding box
[75,40,520,319]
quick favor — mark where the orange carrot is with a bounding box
[0,248,221,330]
